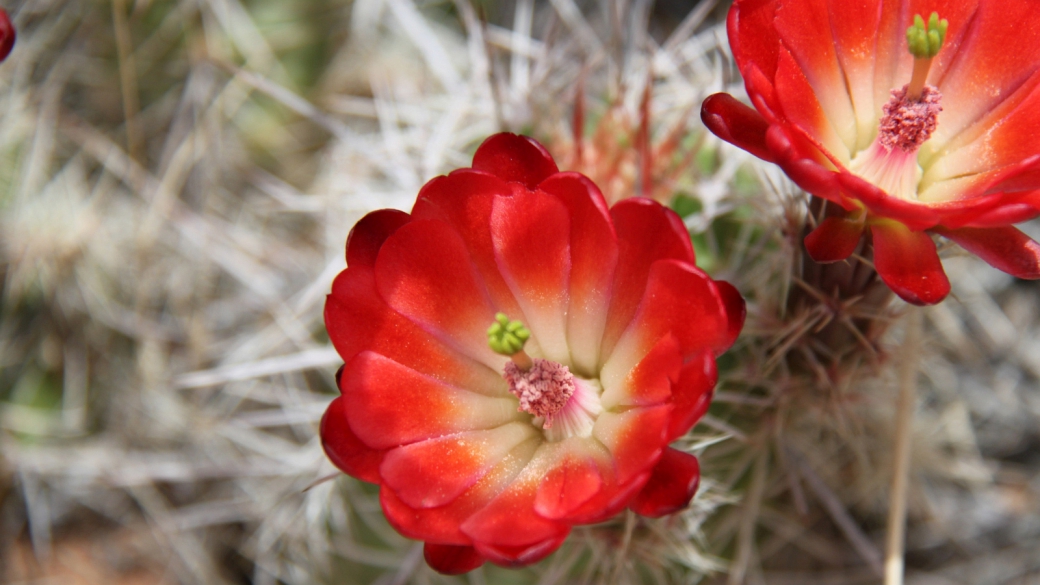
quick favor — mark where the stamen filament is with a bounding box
[511,348,534,371]
[905,12,948,101]
[907,58,932,102]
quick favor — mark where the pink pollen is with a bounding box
[878,84,942,152]
[503,358,576,429]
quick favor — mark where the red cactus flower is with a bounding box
[702,0,1040,305]
[0,8,15,62]
[321,133,745,574]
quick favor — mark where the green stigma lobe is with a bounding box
[487,313,531,355]
[907,12,948,58]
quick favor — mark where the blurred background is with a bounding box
[0,1,1038,584]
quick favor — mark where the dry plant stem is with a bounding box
[786,446,883,575]
[609,510,637,584]
[884,306,923,585]
[728,449,768,585]
[112,0,142,161]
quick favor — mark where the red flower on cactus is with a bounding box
[702,0,1040,305]
[0,8,15,62]
[321,133,745,574]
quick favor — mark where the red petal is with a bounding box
[784,158,844,205]
[700,94,775,163]
[381,488,470,544]
[763,126,844,204]
[538,172,619,375]
[380,423,538,509]
[320,396,385,483]
[0,9,14,62]
[491,188,571,363]
[927,181,1040,231]
[380,437,538,545]
[525,438,628,525]
[374,219,501,367]
[827,0,881,151]
[629,448,701,518]
[773,0,856,157]
[870,221,950,305]
[746,63,783,122]
[345,209,412,268]
[981,163,1040,203]
[804,216,866,263]
[423,543,485,575]
[600,334,681,410]
[471,133,559,190]
[935,226,1040,279]
[601,260,729,389]
[476,533,569,568]
[411,170,523,318]
[560,472,648,525]
[343,352,519,450]
[838,172,939,231]
[325,267,506,393]
[713,279,747,354]
[460,447,569,551]
[729,0,780,83]
[668,350,718,441]
[871,0,912,109]
[773,43,850,164]
[592,404,671,484]
[965,201,1040,228]
[922,69,1040,202]
[601,199,694,359]
[533,440,606,520]
[928,0,1037,154]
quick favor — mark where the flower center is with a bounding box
[849,85,942,201]
[878,85,942,152]
[849,12,948,201]
[504,359,575,424]
[502,359,603,440]
[488,313,603,441]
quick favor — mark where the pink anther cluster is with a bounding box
[879,85,943,152]
[503,359,576,428]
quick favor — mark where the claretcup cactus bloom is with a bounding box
[0,8,15,62]
[702,0,1040,305]
[321,133,745,574]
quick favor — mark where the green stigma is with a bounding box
[906,12,948,59]
[487,313,530,356]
